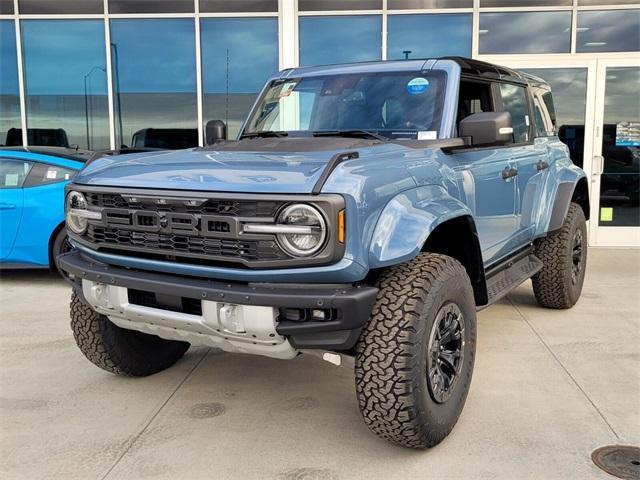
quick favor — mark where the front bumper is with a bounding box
[59,250,378,353]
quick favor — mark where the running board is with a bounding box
[482,253,543,308]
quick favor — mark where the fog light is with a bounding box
[311,309,327,321]
[283,308,304,322]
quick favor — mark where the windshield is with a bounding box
[243,71,447,140]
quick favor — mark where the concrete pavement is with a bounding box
[1,248,638,479]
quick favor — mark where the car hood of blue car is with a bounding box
[73,138,413,194]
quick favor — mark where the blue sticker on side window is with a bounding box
[407,77,430,95]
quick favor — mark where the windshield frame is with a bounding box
[239,69,450,141]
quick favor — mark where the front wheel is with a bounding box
[355,253,477,449]
[70,292,190,376]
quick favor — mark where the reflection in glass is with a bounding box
[110,19,197,148]
[201,18,278,138]
[0,21,21,146]
[299,16,382,66]
[21,20,109,150]
[480,1,570,6]
[578,0,638,5]
[387,14,471,60]
[389,1,472,8]
[108,0,193,14]
[18,1,103,14]
[299,0,382,10]
[576,10,640,53]
[199,0,277,12]
[479,11,571,54]
[598,67,640,227]
[0,0,13,14]
[521,68,587,168]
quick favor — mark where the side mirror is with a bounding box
[205,120,227,145]
[459,111,513,147]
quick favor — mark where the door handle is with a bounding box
[536,160,549,171]
[592,155,604,175]
[502,167,518,180]
[0,203,16,210]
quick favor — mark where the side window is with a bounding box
[0,158,33,188]
[498,83,531,144]
[541,92,557,131]
[457,79,494,129]
[24,163,76,187]
[533,97,548,137]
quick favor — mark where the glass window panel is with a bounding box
[498,83,530,144]
[110,19,197,148]
[579,0,638,5]
[299,0,382,10]
[576,10,640,53]
[299,16,382,66]
[1,21,21,146]
[479,12,571,54]
[199,0,277,12]
[0,159,33,188]
[201,18,278,139]
[388,1,472,8]
[108,0,193,14]
[21,20,109,150]
[521,68,587,168]
[387,14,471,60]
[598,67,640,226]
[26,163,76,185]
[480,1,571,6]
[18,1,103,14]
[0,0,14,14]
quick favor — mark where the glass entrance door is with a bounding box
[590,59,640,246]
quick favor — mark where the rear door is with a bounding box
[0,158,33,259]
[496,82,548,247]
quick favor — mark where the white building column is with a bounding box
[279,0,298,69]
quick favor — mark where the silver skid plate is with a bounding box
[82,280,298,360]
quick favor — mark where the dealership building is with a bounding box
[0,0,638,246]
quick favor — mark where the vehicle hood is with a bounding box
[73,138,409,194]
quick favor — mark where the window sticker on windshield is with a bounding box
[406,77,430,95]
[417,131,437,140]
[278,82,298,98]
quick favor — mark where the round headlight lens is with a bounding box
[66,191,88,234]
[277,204,327,257]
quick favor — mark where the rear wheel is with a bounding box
[51,227,71,276]
[70,292,190,376]
[355,253,477,448]
[532,202,587,309]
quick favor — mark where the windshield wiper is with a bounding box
[239,131,288,139]
[312,130,388,142]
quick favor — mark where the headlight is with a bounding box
[66,191,101,234]
[276,204,327,257]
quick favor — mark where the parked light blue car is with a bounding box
[0,147,90,272]
[59,57,590,449]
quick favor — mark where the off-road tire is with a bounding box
[70,292,190,376]
[355,253,477,449]
[532,202,587,309]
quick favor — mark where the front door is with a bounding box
[589,59,640,246]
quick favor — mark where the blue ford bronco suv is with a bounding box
[59,57,589,449]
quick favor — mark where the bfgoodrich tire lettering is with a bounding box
[355,253,477,449]
[532,202,587,309]
[70,292,190,376]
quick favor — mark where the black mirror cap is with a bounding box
[459,111,513,147]
[205,120,227,145]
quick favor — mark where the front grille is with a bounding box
[85,192,280,217]
[74,189,343,269]
[86,225,287,262]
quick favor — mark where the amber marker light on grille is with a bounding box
[338,210,345,243]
